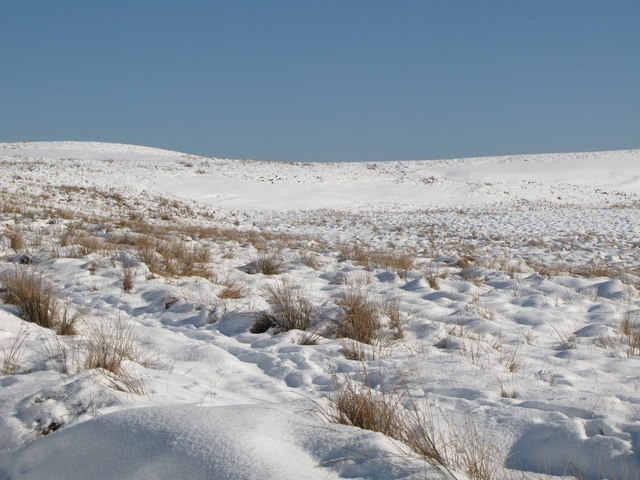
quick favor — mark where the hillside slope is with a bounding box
[1,142,639,480]
[2,141,639,210]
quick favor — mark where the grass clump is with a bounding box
[83,318,146,394]
[335,288,380,344]
[253,252,286,275]
[621,309,640,356]
[7,228,25,251]
[330,373,403,436]
[373,250,415,279]
[0,328,27,374]
[328,367,506,480]
[327,368,448,473]
[264,279,315,332]
[338,244,415,279]
[0,266,77,334]
[340,338,369,361]
[121,265,135,292]
[211,272,249,299]
[137,236,211,278]
[296,330,322,345]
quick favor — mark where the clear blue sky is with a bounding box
[1,1,638,162]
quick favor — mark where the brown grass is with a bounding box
[338,244,415,278]
[383,297,404,340]
[264,279,315,332]
[57,302,80,336]
[0,266,77,334]
[327,368,448,472]
[252,252,286,275]
[296,252,321,270]
[621,309,640,356]
[296,331,322,345]
[330,372,404,436]
[60,232,114,257]
[423,270,441,290]
[83,318,146,394]
[373,250,415,279]
[329,365,510,480]
[500,349,524,373]
[335,288,380,344]
[121,265,135,292]
[0,328,27,374]
[7,228,25,251]
[498,376,518,398]
[136,236,211,278]
[242,251,285,275]
[340,339,368,361]
[212,273,249,299]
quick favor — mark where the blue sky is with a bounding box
[1,1,638,162]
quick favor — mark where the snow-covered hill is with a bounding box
[1,142,639,480]
[2,141,639,210]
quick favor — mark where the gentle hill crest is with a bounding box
[2,141,639,210]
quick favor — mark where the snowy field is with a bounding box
[0,141,639,480]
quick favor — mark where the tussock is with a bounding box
[7,227,25,251]
[327,367,449,473]
[264,279,315,332]
[0,266,78,334]
[252,251,286,275]
[122,265,135,292]
[335,288,380,344]
[82,318,146,394]
[212,272,249,299]
[1,328,27,374]
[621,308,640,356]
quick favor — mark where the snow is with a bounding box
[5,404,417,480]
[1,141,640,479]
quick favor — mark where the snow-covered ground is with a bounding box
[0,141,639,479]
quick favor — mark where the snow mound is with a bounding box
[2,404,431,480]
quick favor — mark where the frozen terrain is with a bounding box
[0,141,639,480]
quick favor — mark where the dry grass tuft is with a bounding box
[136,236,211,278]
[340,339,368,361]
[335,288,381,344]
[7,228,25,251]
[211,272,249,299]
[252,252,286,275]
[121,265,135,292]
[338,243,373,265]
[338,244,415,278]
[330,372,404,436]
[383,297,404,340]
[296,252,321,270]
[374,250,415,279]
[424,271,441,290]
[328,365,509,480]
[444,416,504,480]
[621,308,640,356]
[264,279,315,332]
[83,318,146,394]
[0,266,77,334]
[296,330,322,345]
[1,328,28,374]
[56,302,80,336]
[498,376,518,398]
[249,313,276,333]
[500,349,524,373]
[327,368,448,472]
[178,243,212,277]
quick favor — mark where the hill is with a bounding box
[1,142,639,480]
